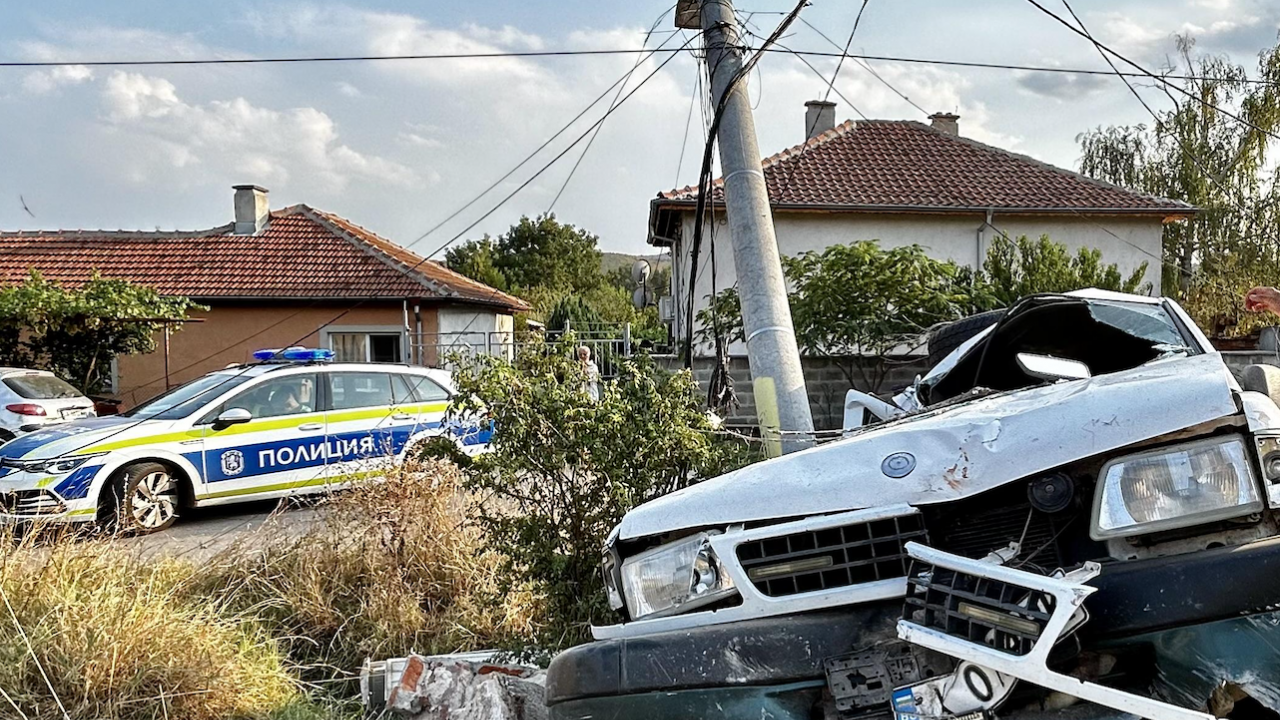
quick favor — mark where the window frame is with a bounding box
[320,325,408,364]
[197,371,323,424]
[327,371,398,412]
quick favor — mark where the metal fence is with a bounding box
[408,322,637,380]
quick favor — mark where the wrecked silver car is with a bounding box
[546,289,1280,720]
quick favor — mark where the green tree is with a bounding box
[700,242,976,392]
[0,271,202,394]
[447,214,602,296]
[446,337,754,649]
[981,234,1149,307]
[1078,33,1280,336]
[444,237,508,292]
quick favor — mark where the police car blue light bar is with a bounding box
[253,347,335,363]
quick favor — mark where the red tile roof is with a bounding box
[0,205,529,311]
[655,120,1194,217]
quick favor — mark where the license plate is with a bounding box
[891,686,921,720]
[60,409,88,420]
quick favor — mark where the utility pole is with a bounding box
[683,0,815,455]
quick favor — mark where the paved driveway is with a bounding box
[115,498,324,564]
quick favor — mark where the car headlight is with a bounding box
[20,455,97,475]
[1255,436,1280,505]
[1092,435,1261,540]
[619,532,736,620]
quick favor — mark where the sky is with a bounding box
[1,0,1278,256]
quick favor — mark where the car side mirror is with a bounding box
[1016,353,1091,383]
[214,407,253,428]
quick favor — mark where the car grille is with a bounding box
[903,562,1054,657]
[736,513,927,597]
[0,490,67,516]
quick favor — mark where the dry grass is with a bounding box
[0,459,539,719]
[191,459,541,684]
[0,529,296,720]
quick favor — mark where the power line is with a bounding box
[47,33,701,462]
[5,46,1278,87]
[1028,0,1261,222]
[1024,0,1280,143]
[546,7,679,214]
[796,15,929,117]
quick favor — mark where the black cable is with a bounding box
[1029,0,1261,217]
[684,0,810,366]
[7,47,1277,87]
[796,15,929,117]
[47,33,701,461]
[1025,0,1280,143]
[546,7,678,214]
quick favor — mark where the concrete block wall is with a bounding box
[658,354,931,431]
[660,350,1280,433]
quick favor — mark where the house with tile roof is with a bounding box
[648,103,1196,355]
[0,186,529,406]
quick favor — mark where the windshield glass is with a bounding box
[3,375,81,400]
[1087,300,1187,348]
[123,373,255,420]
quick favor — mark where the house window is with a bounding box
[325,328,405,363]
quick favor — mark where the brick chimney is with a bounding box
[233,185,269,235]
[929,112,960,136]
[804,100,836,139]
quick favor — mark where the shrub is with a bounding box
[0,530,295,720]
[448,337,756,650]
[191,460,539,685]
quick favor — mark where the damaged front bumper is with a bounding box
[896,543,1213,720]
[549,536,1280,720]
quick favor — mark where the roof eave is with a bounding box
[650,198,1197,219]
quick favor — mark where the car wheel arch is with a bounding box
[95,453,199,510]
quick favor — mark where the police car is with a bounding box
[0,348,489,533]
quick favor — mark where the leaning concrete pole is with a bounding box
[694,0,815,454]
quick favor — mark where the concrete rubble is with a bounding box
[362,652,547,720]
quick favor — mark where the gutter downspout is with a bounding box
[414,303,423,366]
[977,208,995,268]
[402,300,411,364]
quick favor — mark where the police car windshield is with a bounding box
[122,373,255,420]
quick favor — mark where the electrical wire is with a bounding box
[1024,0,1280,143]
[44,32,701,462]
[546,8,679,213]
[6,46,1276,87]
[796,15,929,117]
[684,0,810,365]
[1026,0,1263,224]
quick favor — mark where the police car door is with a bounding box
[324,371,397,484]
[199,372,328,500]
[403,372,454,445]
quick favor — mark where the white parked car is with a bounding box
[0,349,488,532]
[0,368,96,443]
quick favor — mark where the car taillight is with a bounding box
[5,403,47,416]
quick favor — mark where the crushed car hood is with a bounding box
[619,353,1240,541]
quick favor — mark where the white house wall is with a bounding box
[670,210,1165,355]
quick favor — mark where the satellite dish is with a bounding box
[632,286,654,309]
[631,259,652,286]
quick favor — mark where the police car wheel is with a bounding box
[108,463,180,533]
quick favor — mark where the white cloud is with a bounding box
[335,81,363,98]
[22,65,93,94]
[462,23,546,50]
[100,71,418,191]
[398,133,443,148]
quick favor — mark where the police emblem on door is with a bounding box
[221,450,245,477]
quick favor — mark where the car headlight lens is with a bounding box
[619,532,736,619]
[1092,435,1261,539]
[20,455,96,475]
